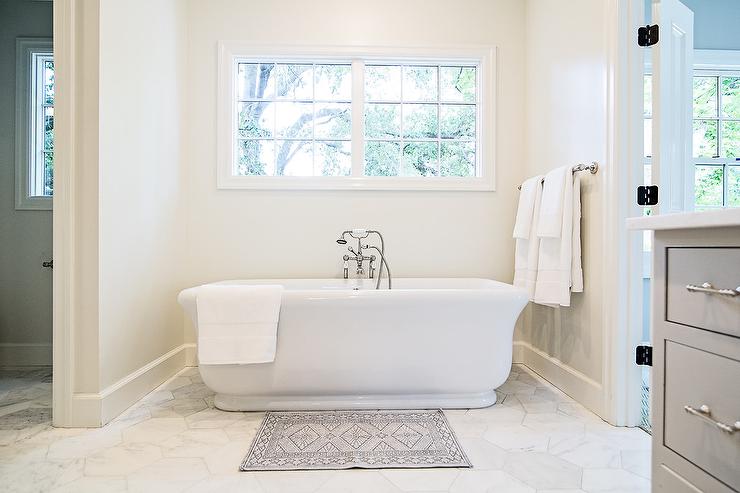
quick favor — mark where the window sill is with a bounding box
[16,195,52,211]
[216,175,495,191]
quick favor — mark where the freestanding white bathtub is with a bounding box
[177,278,528,411]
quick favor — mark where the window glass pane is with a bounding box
[44,152,53,196]
[365,65,401,101]
[694,165,723,208]
[276,140,313,175]
[693,76,717,118]
[693,119,718,157]
[232,58,482,181]
[721,76,740,119]
[44,60,54,104]
[402,142,438,176]
[364,141,400,176]
[277,64,313,100]
[402,66,438,102]
[237,63,275,100]
[314,103,351,140]
[440,105,475,139]
[728,166,740,207]
[237,140,274,176]
[238,102,274,138]
[722,121,740,158]
[44,107,54,151]
[440,67,476,103]
[275,102,313,138]
[644,118,652,158]
[402,104,437,139]
[316,141,351,176]
[314,65,351,101]
[643,75,652,118]
[440,141,475,177]
[365,103,401,139]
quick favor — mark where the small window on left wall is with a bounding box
[16,38,54,210]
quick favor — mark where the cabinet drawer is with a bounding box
[664,341,740,490]
[667,248,740,338]
[655,464,702,493]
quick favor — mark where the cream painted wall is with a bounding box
[517,0,609,414]
[0,0,53,366]
[98,0,187,389]
[182,0,527,345]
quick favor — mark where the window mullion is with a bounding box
[351,59,364,177]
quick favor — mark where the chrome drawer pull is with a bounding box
[684,405,740,434]
[685,282,739,297]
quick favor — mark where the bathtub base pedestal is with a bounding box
[214,390,499,412]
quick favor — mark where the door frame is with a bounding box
[602,0,651,426]
[52,0,102,427]
[52,0,74,427]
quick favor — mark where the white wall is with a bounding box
[182,0,527,347]
[516,0,609,416]
[0,0,53,366]
[98,0,188,390]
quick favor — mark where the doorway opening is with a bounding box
[0,0,54,430]
[631,0,740,434]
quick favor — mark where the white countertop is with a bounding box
[626,208,740,231]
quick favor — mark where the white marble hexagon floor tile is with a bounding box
[0,364,652,492]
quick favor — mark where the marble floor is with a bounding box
[0,365,651,493]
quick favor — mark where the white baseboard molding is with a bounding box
[513,341,605,418]
[0,343,52,367]
[63,344,191,427]
[184,342,197,367]
[512,340,524,364]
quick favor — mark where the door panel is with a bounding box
[652,0,694,213]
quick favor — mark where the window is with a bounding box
[642,54,740,209]
[692,74,740,208]
[364,65,477,178]
[218,44,495,190]
[236,63,353,177]
[15,38,54,210]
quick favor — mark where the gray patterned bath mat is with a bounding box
[240,409,471,471]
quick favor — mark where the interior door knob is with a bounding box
[42,260,53,269]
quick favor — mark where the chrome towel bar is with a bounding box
[517,161,599,190]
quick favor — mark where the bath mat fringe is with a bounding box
[240,409,471,471]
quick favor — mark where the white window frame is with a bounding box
[15,38,54,210]
[217,43,496,191]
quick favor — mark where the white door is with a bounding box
[652,0,694,213]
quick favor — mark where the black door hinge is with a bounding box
[638,24,659,47]
[637,185,659,206]
[636,345,653,366]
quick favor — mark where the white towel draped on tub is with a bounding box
[196,284,283,365]
[513,175,544,299]
[533,165,581,307]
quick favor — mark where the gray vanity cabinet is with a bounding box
[652,226,740,493]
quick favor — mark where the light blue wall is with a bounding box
[646,0,740,50]
[682,0,740,50]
